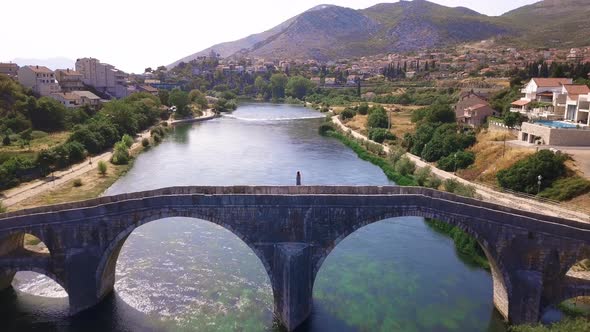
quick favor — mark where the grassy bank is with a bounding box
[326,131,417,186]
[323,123,490,270]
[425,219,490,270]
[8,159,135,211]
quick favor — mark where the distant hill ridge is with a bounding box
[169,0,590,68]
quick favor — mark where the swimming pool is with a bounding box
[534,120,578,128]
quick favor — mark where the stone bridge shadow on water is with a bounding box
[0,186,589,331]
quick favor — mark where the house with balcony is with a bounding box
[510,78,573,119]
[17,65,61,96]
[55,69,84,92]
[71,90,101,109]
[561,84,590,121]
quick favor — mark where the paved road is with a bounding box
[331,115,590,222]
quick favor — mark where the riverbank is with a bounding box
[330,114,590,223]
[5,111,217,211]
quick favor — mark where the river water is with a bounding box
[1,103,507,331]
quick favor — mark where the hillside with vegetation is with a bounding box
[171,0,590,65]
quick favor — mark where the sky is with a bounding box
[1,0,540,73]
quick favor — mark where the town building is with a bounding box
[17,65,60,96]
[51,92,80,108]
[55,69,84,92]
[72,90,101,109]
[0,63,19,77]
[454,91,496,127]
[75,57,129,99]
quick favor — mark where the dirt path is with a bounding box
[331,115,590,222]
[2,111,216,208]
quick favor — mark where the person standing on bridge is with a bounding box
[296,171,302,186]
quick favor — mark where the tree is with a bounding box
[111,141,130,165]
[29,97,67,132]
[101,100,138,135]
[158,90,169,106]
[168,88,190,117]
[255,76,268,96]
[270,73,288,100]
[188,89,208,110]
[503,111,524,128]
[285,76,315,100]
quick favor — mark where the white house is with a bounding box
[17,65,61,96]
[561,84,590,121]
[51,92,80,108]
[511,78,573,118]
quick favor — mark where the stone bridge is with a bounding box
[0,186,589,331]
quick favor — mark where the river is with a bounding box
[1,103,507,331]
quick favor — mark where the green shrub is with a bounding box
[73,178,83,187]
[3,135,10,146]
[0,201,5,213]
[539,176,590,201]
[318,123,335,136]
[141,138,150,147]
[437,151,476,171]
[357,103,369,115]
[122,134,134,148]
[394,156,416,176]
[443,179,477,198]
[153,134,162,143]
[414,166,432,186]
[340,108,356,120]
[367,106,388,129]
[368,128,395,143]
[389,146,406,165]
[497,150,567,194]
[98,160,107,175]
[111,141,130,165]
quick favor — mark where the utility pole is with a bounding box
[502,134,506,157]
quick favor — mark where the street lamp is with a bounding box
[537,175,543,195]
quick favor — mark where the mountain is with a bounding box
[169,0,590,67]
[500,0,590,47]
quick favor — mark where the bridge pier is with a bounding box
[271,243,314,331]
[63,249,103,315]
[508,270,543,324]
[0,271,15,291]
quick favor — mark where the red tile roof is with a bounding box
[532,78,572,87]
[563,84,590,97]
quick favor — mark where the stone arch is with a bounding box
[312,211,512,321]
[3,268,67,294]
[0,231,51,257]
[0,232,57,293]
[95,211,274,302]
